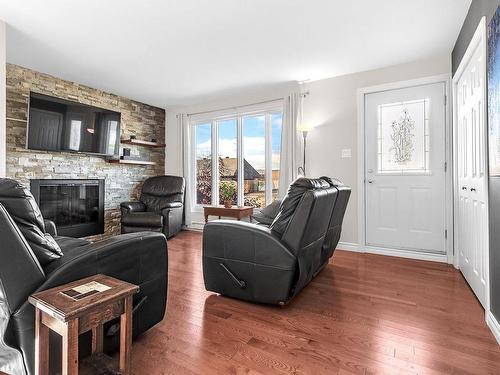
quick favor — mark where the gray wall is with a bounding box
[452,0,500,320]
[452,0,500,74]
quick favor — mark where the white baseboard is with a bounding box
[486,310,500,345]
[337,241,362,252]
[336,242,448,263]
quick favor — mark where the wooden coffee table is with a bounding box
[204,205,254,223]
[29,274,139,375]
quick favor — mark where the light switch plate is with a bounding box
[341,149,352,158]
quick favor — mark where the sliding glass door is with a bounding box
[192,107,282,209]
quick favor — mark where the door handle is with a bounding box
[470,188,476,192]
[367,180,374,184]
[462,186,467,190]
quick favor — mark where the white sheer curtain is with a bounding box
[178,113,192,227]
[278,92,302,198]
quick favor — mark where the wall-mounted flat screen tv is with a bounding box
[27,92,121,157]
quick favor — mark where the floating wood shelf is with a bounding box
[120,139,166,148]
[108,159,156,166]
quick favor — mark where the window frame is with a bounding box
[190,103,283,211]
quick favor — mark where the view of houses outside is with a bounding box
[194,113,282,208]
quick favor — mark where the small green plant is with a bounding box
[220,181,236,201]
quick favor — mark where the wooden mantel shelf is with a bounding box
[108,159,156,166]
[121,139,166,148]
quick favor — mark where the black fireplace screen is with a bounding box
[31,179,104,237]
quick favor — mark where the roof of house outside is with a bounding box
[221,157,262,180]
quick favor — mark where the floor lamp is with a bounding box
[297,123,314,176]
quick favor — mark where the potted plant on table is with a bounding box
[220,181,236,208]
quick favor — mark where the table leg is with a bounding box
[120,296,133,375]
[91,325,103,354]
[35,309,49,375]
[205,215,208,223]
[62,318,79,375]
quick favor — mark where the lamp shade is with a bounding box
[297,123,314,132]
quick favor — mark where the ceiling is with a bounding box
[0,0,471,108]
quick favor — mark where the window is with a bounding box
[377,99,430,174]
[192,107,282,209]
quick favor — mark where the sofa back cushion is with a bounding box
[270,178,330,238]
[0,178,62,266]
[140,175,186,212]
[0,204,45,313]
[270,177,338,296]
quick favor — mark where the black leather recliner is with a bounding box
[0,178,168,375]
[202,177,350,305]
[121,175,185,238]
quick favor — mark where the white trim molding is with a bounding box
[336,242,447,262]
[336,242,362,252]
[486,310,500,345]
[356,74,453,264]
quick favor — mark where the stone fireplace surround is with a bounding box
[5,64,166,236]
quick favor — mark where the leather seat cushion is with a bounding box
[54,236,90,253]
[0,178,63,266]
[121,212,163,227]
[253,199,281,226]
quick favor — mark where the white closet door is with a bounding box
[454,18,488,308]
[455,26,488,308]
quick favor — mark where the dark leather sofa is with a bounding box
[0,178,168,375]
[202,177,350,305]
[121,175,185,238]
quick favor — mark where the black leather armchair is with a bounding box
[0,178,168,375]
[121,175,185,238]
[203,177,350,305]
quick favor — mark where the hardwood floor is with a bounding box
[128,231,500,375]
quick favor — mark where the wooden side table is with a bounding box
[29,274,139,375]
[203,205,254,223]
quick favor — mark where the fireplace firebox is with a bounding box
[30,179,105,238]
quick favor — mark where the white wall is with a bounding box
[301,54,451,244]
[0,20,5,177]
[165,81,299,176]
[165,55,451,237]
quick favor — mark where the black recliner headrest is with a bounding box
[0,177,30,197]
[142,176,186,198]
[0,178,62,266]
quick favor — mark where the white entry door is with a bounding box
[454,18,488,308]
[364,82,447,254]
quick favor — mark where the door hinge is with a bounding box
[445,229,448,240]
[444,95,447,105]
[444,162,447,172]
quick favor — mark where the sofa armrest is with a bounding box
[203,220,296,268]
[39,232,167,291]
[160,202,183,209]
[202,220,297,304]
[120,201,146,214]
[160,205,183,238]
[43,219,57,236]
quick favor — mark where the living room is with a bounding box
[1,1,500,374]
